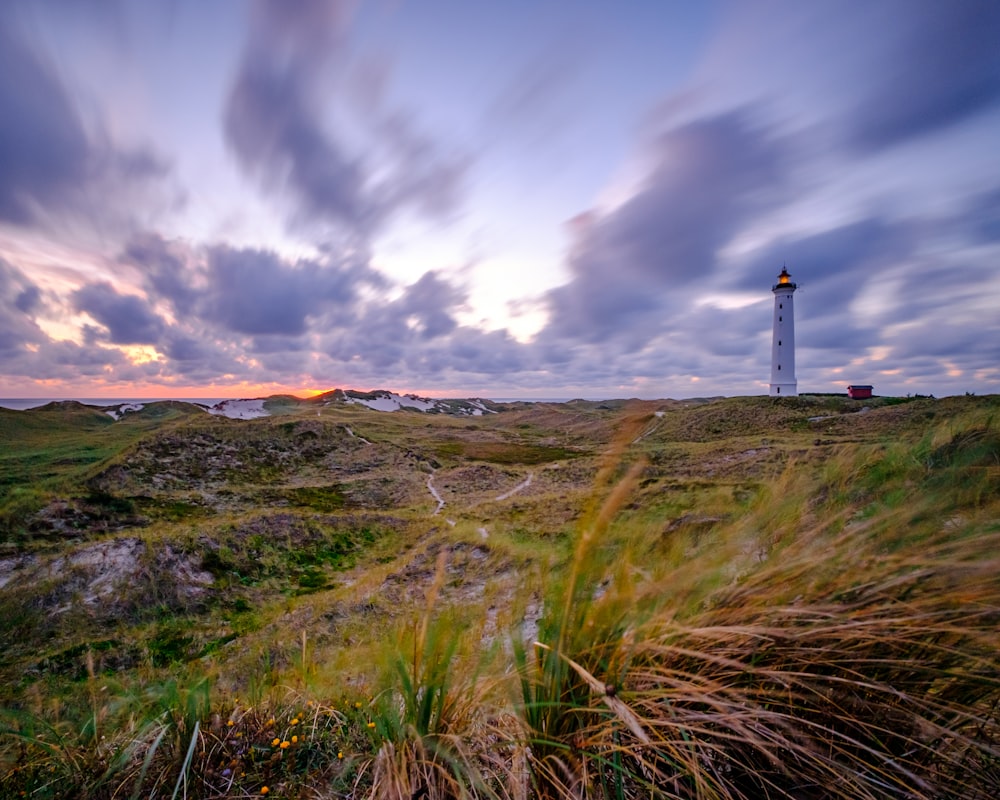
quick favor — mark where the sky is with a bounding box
[1,0,998,401]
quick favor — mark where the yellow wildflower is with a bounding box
[271,738,280,747]
[280,741,290,749]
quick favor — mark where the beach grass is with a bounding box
[0,394,997,797]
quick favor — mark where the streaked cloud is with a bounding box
[0,0,997,399]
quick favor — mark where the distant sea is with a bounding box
[0,398,229,411]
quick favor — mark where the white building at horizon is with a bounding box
[769,267,798,396]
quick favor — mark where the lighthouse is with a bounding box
[769,267,797,396]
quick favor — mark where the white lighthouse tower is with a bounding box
[769,267,797,396]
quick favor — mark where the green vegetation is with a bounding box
[431,440,581,464]
[0,393,998,797]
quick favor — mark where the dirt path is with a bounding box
[344,425,371,445]
[425,469,535,518]
[496,472,534,501]
[427,473,445,515]
[632,411,665,443]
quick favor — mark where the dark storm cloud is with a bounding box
[0,17,90,224]
[0,260,46,357]
[48,339,127,373]
[557,298,771,390]
[888,322,987,361]
[324,271,462,368]
[248,334,309,355]
[893,260,995,314]
[224,0,466,234]
[225,56,369,229]
[848,1,1000,152]
[14,285,41,314]
[122,233,201,315]
[958,186,1000,245]
[72,282,166,345]
[158,330,246,380]
[205,245,379,337]
[224,0,354,204]
[0,10,171,230]
[390,271,461,340]
[686,302,766,358]
[318,269,534,379]
[797,315,881,354]
[542,111,786,343]
[163,334,210,363]
[0,258,151,383]
[0,334,130,384]
[442,329,530,374]
[371,112,469,223]
[123,234,384,345]
[736,218,912,318]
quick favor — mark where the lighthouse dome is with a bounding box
[773,267,797,291]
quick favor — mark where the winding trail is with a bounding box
[496,472,534,501]
[632,411,666,444]
[427,473,445,515]
[344,426,372,445]
[422,467,537,534]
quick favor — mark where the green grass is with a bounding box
[0,395,997,797]
[431,440,582,465]
[0,402,205,540]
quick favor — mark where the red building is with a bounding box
[847,385,873,399]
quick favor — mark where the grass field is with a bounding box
[1,393,997,798]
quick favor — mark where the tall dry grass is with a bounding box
[506,408,999,798]
[2,406,998,798]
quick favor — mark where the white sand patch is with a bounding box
[0,555,38,589]
[50,538,146,606]
[343,390,493,415]
[106,403,145,420]
[468,399,496,415]
[207,399,269,419]
[355,395,404,411]
[397,394,438,411]
[5,539,216,615]
[346,391,437,412]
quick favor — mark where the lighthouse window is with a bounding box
[778,365,781,370]
[778,340,782,346]
[779,316,782,322]
[779,303,783,309]
[777,387,781,394]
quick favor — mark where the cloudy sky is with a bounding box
[1,0,998,400]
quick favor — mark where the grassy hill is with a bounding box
[0,393,997,798]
